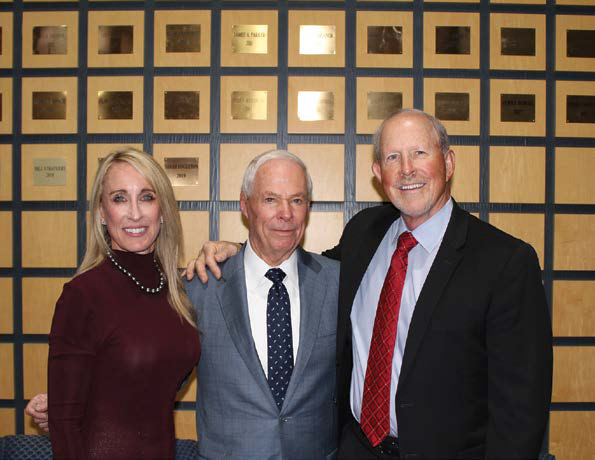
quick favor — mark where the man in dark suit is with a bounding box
[324,109,552,459]
[186,109,552,459]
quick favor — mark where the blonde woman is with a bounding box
[46,148,199,459]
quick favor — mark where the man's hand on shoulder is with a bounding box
[183,241,243,283]
[25,393,49,432]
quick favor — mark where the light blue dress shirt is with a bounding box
[350,198,453,437]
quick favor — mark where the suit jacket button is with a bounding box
[280,417,288,423]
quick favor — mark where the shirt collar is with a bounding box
[244,239,299,289]
[392,198,453,253]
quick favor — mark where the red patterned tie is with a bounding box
[360,231,418,446]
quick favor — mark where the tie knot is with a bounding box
[265,268,286,284]
[398,231,418,253]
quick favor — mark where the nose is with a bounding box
[278,200,293,220]
[128,200,142,220]
[400,154,414,176]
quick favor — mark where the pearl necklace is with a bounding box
[106,250,166,294]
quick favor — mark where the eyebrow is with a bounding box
[107,188,156,195]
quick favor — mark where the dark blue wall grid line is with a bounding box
[1,1,593,447]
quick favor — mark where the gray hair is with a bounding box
[241,149,313,200]
[372,108,451,163]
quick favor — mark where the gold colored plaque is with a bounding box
[367,92,402,120]
[567,30,595,58]
[299,25,336,55]
[501,94,536,122]
[435,26,471,55]
[97,91,133,120]
[164,91,199,120]
[501,28,535,56]
[435,92,470,121]
[231,90,267,120]
[98,25,133,54]
[367,26,402,54]
[33,158,67,186]
[32,91,67,120]
[567,95,595,123]
[33,26,67,55]
[232,25,268,54]
[166,24,200,53]
[164,157,199,186]
[298,91,334,121]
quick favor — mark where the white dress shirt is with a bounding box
[244,239,301,377]
[350,199,453,437]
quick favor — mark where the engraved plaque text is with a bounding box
[567,95,595,123]
[98,91,133,120]
[32,91,67,120]
[567,30,595,58]
[166,24,201,53]
[367,26,402,55]
[367,92,402,120]
[33,26,67,55]
[501,28,535,56]
[299,25,336,55]
[164,157,199,186]
[232,25,268,54]
[436,26,470,55]
[165,91,200,120]
[501,94,535,122]
[33,158,67,186]
[435,92,470,121]
[231,90,267,120]
[297,91,334,121]
[98,25,133,54]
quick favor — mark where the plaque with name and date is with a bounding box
[32,91,67,120]
[231,90,267,120]
[501,94,536,122]
[33,158,67,186]
[501,28,535,56]
[97,91,133,120]
[566,95,595,123]
[98,25,133,54]
[33,26,67,55]
[567,30,595,58]
[435,92,470,121]
[164,157,199,186]
[0,13,12,69]
[367,92,402,120]
[367,26,402,55]
[164,91,199,120]
[436,26,470,55]
[232,25,268,54]
[166,24,201,53]
[298,91,334,121]
[299,25,336,55]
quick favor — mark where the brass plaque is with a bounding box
[232,25,268,54]
[164,157,199,186]
[230,90,267,120]
[33,26,67,55]
[435,26,470,55]
[299,25,336,55]
[367,26,402,54]
[501,28,535,56]
[297,91,334,121]
[166,24,201,53]
[98,25,133,54]
[97,91,133,120]
[367,92,402,120]
[567,30,595,58]
[567,95,595,123]
[435,92,470,121]
[501,94,535,122]
[33,158,67,186]
[165,91,200,120]
[32,91,67,120]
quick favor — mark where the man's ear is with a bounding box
[372,161,382,183]
[444,149,455,182]
[239,192,248,219]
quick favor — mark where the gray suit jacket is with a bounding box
[185,246,339,460]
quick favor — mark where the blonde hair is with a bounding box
[78,147,195,328]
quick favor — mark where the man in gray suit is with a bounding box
[26,150,339,460]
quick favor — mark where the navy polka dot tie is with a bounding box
[265,268,294,409]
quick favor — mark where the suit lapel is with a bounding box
[216,250,275,404]
[282,248,323,408]
[397,202,468,391]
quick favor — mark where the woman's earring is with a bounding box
[160,216,164,224]
[101,218,106,225]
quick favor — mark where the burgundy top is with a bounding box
[48,250,200,460]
